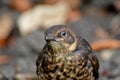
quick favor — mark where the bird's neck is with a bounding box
[47,41,69,56]
[74,37,92,54]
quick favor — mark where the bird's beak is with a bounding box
[45,35,56,42]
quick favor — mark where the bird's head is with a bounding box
[44,25,77,52]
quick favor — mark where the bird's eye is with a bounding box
[61,31,66,36]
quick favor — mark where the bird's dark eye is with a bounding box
[61,31,66,36]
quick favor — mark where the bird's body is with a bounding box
[36,25,99,80]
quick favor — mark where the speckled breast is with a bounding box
[38,53,95,80]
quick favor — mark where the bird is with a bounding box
[36,25,99,80]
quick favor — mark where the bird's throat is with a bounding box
[47,41,67,55]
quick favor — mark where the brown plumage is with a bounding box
[36,25,99,80]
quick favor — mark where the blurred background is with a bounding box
[0,0,120,79]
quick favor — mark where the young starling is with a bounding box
[36,25,99,80]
